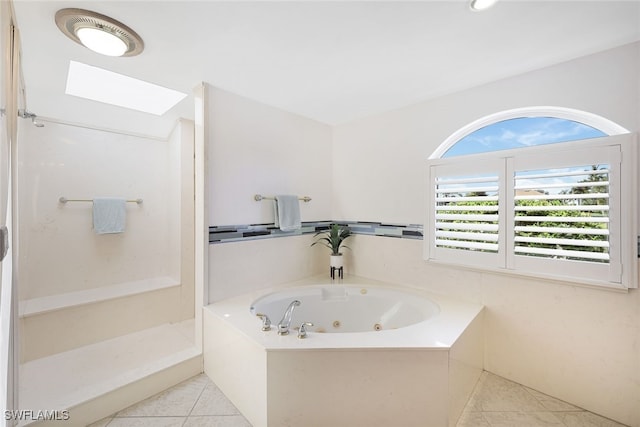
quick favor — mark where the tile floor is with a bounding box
[90,370,629,427]
[457,372,628,427]
[88,374,251,427]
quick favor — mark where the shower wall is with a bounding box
[17,119,194,362]
[18,122,175,298]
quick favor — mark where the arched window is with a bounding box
[442,117,606,157]
[430,106,629,159]
[425,107,636,289]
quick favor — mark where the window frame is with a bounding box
[425,134,637,290]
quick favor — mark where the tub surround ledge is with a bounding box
[206,274,481,351]
[204,274,484,427]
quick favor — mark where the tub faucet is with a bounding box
[277,300,301,335]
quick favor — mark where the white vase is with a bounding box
[330,254,344,280]
[330,254,343,268]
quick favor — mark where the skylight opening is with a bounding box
[65,61,187,115]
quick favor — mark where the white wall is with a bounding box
[207,85,331,301]
[333,43,640,427]
[208,85,332,226]
[18,122,177,299]
[169,119,196,321]
[209,234,325,302]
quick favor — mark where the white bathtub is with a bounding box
[204,275,484,427]
[250,285,440,334]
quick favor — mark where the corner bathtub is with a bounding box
[250,285,440,334]
[203,276,484,427]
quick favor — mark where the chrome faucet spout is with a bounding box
[277,300,301,335]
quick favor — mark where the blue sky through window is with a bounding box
[443,117,607,158]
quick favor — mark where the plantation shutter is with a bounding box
[426,134,636,289]
[513,168,611,262]
[508,144,622,284]
[435,175,499,252]
[427,158,504,268]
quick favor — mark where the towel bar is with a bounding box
[254,194,311,203]
[59,197,143,204]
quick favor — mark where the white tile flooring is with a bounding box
[88,373,251,427]
[90,370,629,427]
[457,372,629,427]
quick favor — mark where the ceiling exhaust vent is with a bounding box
[55,8,144,57]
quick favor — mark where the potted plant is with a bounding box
[311,224,352,273]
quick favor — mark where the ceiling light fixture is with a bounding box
[55,8,144,57]
[469,0,498,11]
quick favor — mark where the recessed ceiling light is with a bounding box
[65,61,187,115]
[55,8,144,57]
[470,0,498,11]
[76,27,128,57]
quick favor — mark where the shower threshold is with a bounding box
[17,320,201,426]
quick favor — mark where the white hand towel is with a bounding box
[93,197,127,234]
[274,195,301,232]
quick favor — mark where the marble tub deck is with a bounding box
[91,371,628,427]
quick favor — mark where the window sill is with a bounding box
[424,258,632,293]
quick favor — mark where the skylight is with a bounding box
[65,61,187,115]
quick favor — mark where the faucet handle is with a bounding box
[256,313,271,331]
[298,322,314,339]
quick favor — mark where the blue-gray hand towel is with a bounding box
[93,197,126,234]
[274,195,301,232]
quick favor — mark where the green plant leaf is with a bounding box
[310,224,353,255]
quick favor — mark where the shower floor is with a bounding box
[18,319,201,426]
